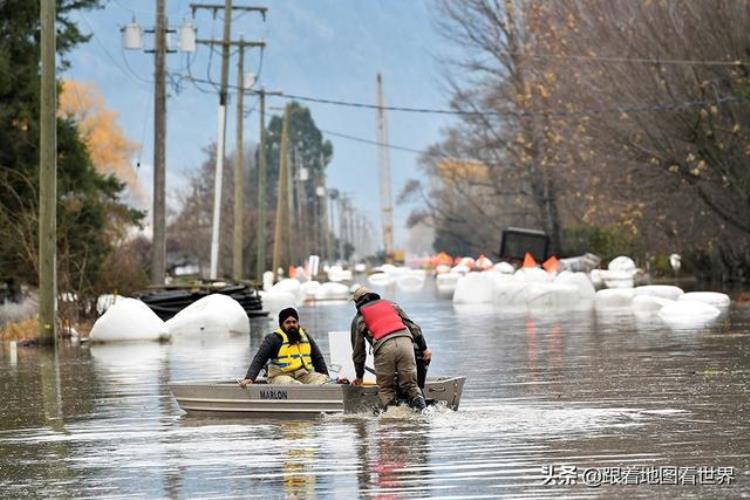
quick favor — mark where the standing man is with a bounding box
[350,286,431,411]
[240,308,330,386]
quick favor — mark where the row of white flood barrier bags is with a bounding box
[89,294,249,343]
[449,269,730,326]
[89,280,355,343]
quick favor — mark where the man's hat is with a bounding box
[352,286,370,303]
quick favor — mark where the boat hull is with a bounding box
[169,376,466,418]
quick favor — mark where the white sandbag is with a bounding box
[313,282,350,301]
[678,292,730,309]
[458,257,476,269]
[327,265,352,282]
[435,264,451,274]
[300,280,321,298]
[658,300,721,328]
[632,295,674,316]
[259,290,296,314]
[554,271,596,300]
[608,256,637,273]
[396,273,425,292]
[525,283,581,310]
[436,272,460,295]
[165,294,249,336]
[491,281,528,309]
[367,272,394,287]
[89,298,169,342]
[590,269,604,288]
[262,271,274,291]
[595,288,636,309]
[512,267,552,284]
[494,262,515,274]
[378,264,401,276]
[453,272,494,304]
[634,285,684,301]
[450,264,470,275]
[328,331,375,383]
[474,255,493,270]
[270,278,304,305]
[600,270,634,289]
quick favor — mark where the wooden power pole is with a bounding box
[272,108,290,280]
[232,40,246,281]
[151,0,167,285]
[39,0,57,344]
[256,90,268,281]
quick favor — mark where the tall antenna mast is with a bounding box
[376,73,394,256]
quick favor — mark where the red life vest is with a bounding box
[360,299,407,341]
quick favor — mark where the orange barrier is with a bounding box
[522,252,537,268]
[542,256,560,273]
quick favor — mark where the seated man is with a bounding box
[240,307,330,386]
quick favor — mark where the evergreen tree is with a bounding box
[0,0,144,299]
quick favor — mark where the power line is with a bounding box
[275,91,744,118]
[496,51,750,67]
[171,73,744,117]
[321,129,424,154]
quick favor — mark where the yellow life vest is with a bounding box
[270,327,313,373]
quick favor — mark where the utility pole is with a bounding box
[328,189,338,261]
[256,90,267,281]
[272,107,290,280]
[338,194,346,262]
[39,0,56,345]
[288,144,297,268]
[191,2,266,280]
[232,39,246,281]
[376,73,394,257]
[151,0,167,285]
[254,88,282,280]
[122,8,195,285]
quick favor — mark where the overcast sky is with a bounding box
[65,0,458,251]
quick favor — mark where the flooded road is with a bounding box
[1,280,749,498]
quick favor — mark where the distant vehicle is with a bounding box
[499,227,550,262]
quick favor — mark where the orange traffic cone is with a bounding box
[542,255,560,273]
[522,252,537,268]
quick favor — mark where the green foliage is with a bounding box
[0,0,144,306]
[259,101,333,207]
[563,225,644,263]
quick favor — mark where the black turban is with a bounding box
[278,307,299,326]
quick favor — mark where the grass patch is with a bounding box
[0,317,40,342]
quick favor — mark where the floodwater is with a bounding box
[1,280,749,498]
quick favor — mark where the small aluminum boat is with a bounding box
[169,376,466,418]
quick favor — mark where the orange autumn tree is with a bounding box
[59,80,143,204]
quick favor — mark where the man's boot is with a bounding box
[410,395,427,412]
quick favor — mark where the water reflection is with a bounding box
[0,281,748,497]
[279,422,316,497]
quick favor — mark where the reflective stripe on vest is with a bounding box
[270,327,313,373]
[360,299,407,341]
